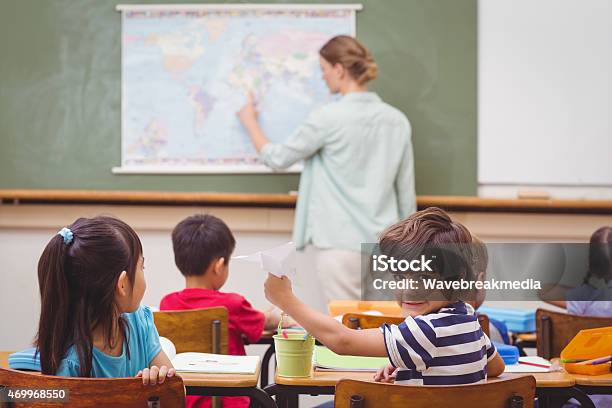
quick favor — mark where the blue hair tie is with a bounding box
[57,227,74,245]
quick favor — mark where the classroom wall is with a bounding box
[0,0,477,195]
[0,205,327,351]
[2,204,610,351]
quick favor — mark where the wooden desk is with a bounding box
[272,370,574,389]
[179,370,259,388]
[178,362,276,408]
[515,333,537,343]
[275,370,375,387]
[571,372,612,402]
[265,369,597,408]
[0,351,12,368]
[572,372,612,387]
[495,372,575,388]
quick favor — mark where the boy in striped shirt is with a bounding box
[264,207,504,385]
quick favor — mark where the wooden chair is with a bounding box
[477,313,491,338]
[342,312,491,337]
[334,376,536,408]
[153,307,229,354]
[0,367,185,407]
[342,313,404,330]
[536,308,612,359]
[154,308,229,408]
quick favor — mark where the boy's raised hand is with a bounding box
[136,365,176,385]
[264,273,294,309]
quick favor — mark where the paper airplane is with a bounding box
[233,241,296,279]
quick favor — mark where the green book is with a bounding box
[314,346,389,372]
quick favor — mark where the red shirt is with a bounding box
[160,288,266,408]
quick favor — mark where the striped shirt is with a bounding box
[381,302,497,386]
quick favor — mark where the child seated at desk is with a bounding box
[540,226,612,316]
[265,207,505,385]
[160,214,293,408]
[9,216,174,385]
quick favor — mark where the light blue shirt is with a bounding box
[260,92,416,251]
[9,305,161,377]
[567,280,612,317]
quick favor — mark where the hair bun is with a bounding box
[360,57,378,84]
[319,35,378,85]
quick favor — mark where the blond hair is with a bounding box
[319,35,377,84]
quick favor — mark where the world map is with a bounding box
[120,7,355,172]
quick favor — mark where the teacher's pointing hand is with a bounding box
[237,91,269,152]
[237,92,258,127]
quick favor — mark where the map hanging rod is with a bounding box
[116,4,363,12]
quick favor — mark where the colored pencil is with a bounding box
[519,360,551,369]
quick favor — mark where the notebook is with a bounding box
[172,352,260,374]
[314,346,388,372]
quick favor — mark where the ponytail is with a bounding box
[35,234,75,375]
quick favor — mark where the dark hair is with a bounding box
[472,235,489,277]
[379,207,476,299]
[319,35,377,84]
[172,214,236,277]
[585,226,612,284]
[35,216,142,376]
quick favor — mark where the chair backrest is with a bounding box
[154,308,229,354]
[334,376,536,408]
[341,313,404,330]
[477,313,491,338]
[342,312,491,338]
[0,367,185,408]
[536,308,612,359]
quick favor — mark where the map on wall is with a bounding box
[114,4,361,174]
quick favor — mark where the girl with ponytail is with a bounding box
[10,216,175,385]
[237,35,416,304]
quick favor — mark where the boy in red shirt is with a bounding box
[160,214,289,408]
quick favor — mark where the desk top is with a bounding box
[515,333,537,343]
[0,351,11,368]
[275,370,375,387]
[496,372,575,388]
[571,372,612,386]
[275,369,577,388]
[0,350,261,388]
[261,330,274,339]
[178,362,261,388]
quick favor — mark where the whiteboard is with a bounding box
[478,0,612,194]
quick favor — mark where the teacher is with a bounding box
[238,35,416,302]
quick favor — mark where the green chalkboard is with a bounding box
[0,0,476,194]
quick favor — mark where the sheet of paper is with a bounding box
[233,242,296,279]
[504,356,554,373]
[172,352,260,374]
[159,336,176,360]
